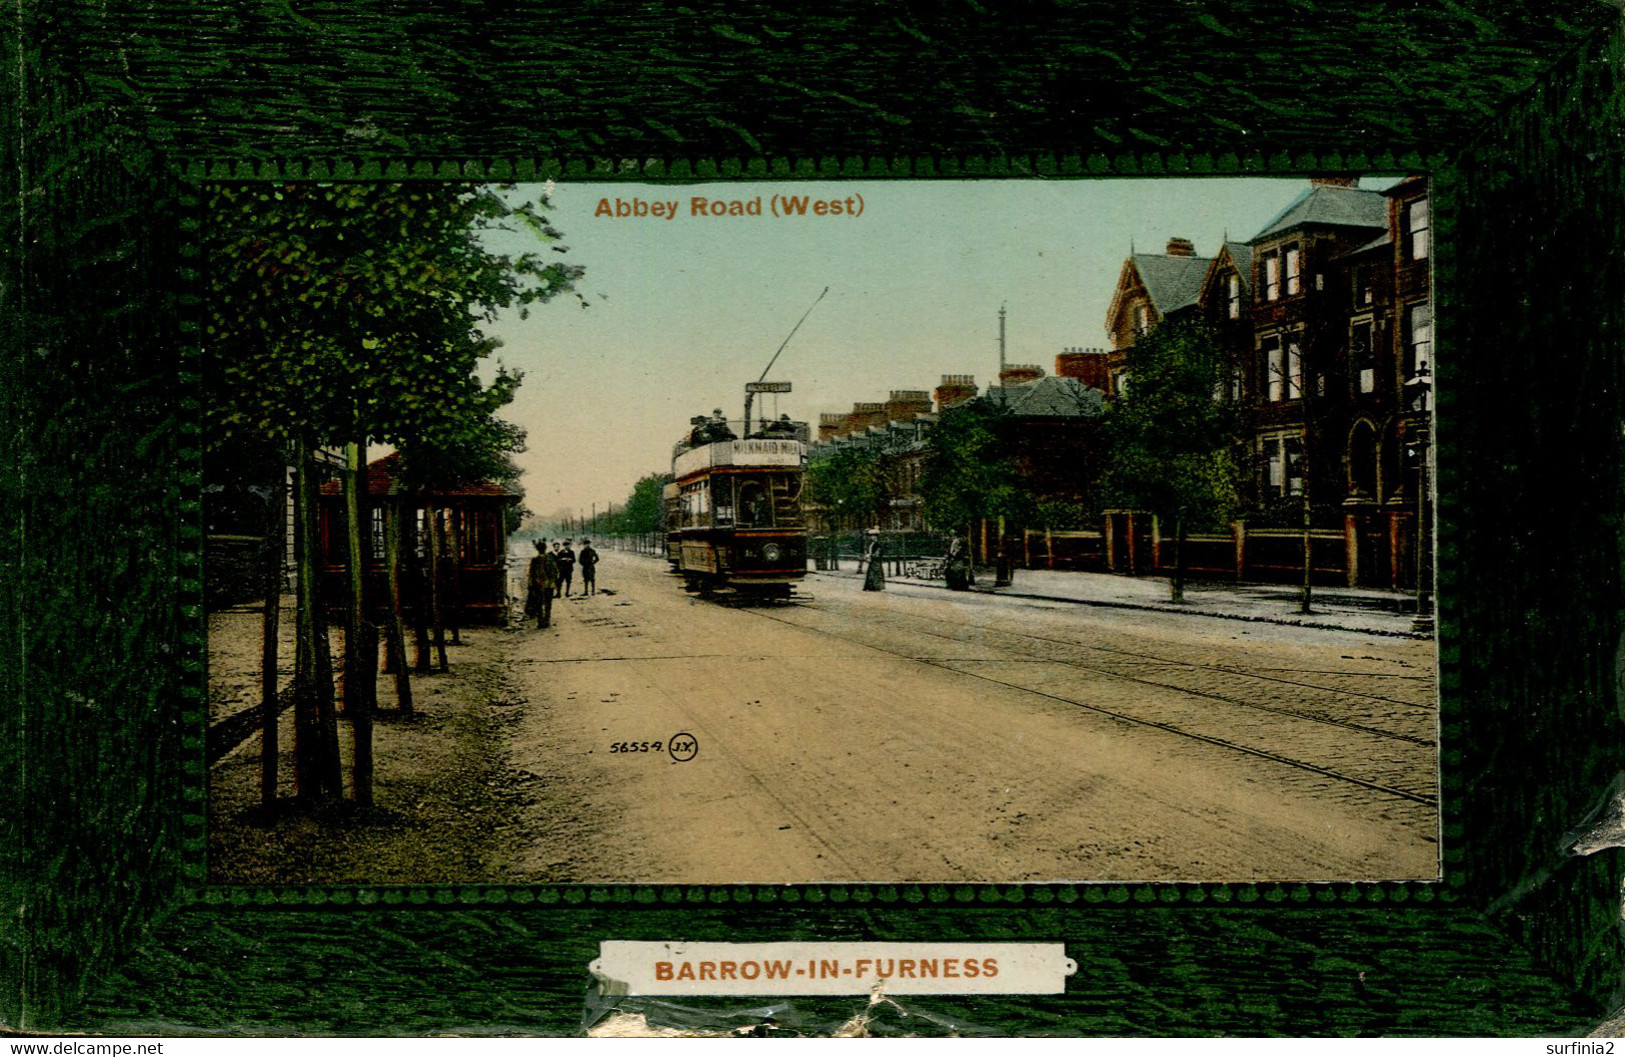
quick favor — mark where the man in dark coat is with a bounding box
[578,539,600,596]
[556,539,576,597]
[527,540,558,628]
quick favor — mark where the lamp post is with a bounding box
[1403,364,1433,633]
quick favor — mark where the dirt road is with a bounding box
[496,551,1438,884]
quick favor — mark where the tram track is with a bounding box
[750,603,1438,809]
[794,602,1435,746]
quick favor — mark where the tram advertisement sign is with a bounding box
[745,381,793,393]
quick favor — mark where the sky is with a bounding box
[478,177,1399,522]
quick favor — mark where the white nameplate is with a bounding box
[592,941,1076,996]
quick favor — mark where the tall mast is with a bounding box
[998,302,1007,386]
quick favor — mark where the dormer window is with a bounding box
[1226,273,1241,319]
[1406,199,1430,261]
[1284,244,1302,296]
[1262,251,1281,301]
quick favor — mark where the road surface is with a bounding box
[496,551,1438,884]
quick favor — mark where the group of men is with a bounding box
[524,537,600,629]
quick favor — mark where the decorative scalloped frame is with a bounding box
[177,151,1461,910]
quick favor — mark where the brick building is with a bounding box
[1106,175,1431,588]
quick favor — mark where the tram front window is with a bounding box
[738,481,771,528]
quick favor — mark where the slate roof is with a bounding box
[979,375,1106,418]
[1339,232,1394,259]
[318,452,519,498]
[1251,185,1388,241]
[1221,241,1254,293]
[1133,252,1214,315]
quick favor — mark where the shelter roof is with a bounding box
[319,452,519,498]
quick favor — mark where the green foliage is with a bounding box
[804,446,891,530]
[204,182,583,455]
[918,401,1034,532]
[1035,497,1094,531]
[617,473,671,535]
[1101,317,1245,532]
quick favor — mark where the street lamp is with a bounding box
[1403,364,1433,632]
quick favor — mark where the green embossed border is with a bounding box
[11,0,1621,1035]
[177,151,1458,910]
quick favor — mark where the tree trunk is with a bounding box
[292,436,341,802]
[407,505,432,673]
[259,461,287,808]
[445,508,463,646]
[1170,512,1186,604]
[342,439,375,806]
[383,500,414,714]
[429,506,449,671]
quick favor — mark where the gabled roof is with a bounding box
[979,375,1106,418]
[1251,185,1387,242]
[1132,252,1213,315]
[319,452,519,498]
[1219,241,1253,292]
[1201,241,1254,305]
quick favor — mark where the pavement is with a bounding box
[808,562,1431,639]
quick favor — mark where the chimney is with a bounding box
[999,364,1045,388]
[1055,347,1109,391]
[885,389,933,422]
[1164,236,1196,258]
[935,374,979,412]
[846,401,888,434]
[818,412,846,442]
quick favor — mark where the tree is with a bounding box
[804,446,891,532]
[617,473,671,535]
[918,401,1034,559]
[1101,317,1245,603]
[205,182,582,805]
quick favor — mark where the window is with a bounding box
[1284,244,1302,296]
[1230,364,1244,403]
[1407,198,1430,260]
[1134,302,1151,335]
[1261,434,1305,497]
[1226,273,1241,319]
[1350,319,1375,394]
[1260,333,1302,402]
[1262,251,1280,301]
[1353,265,1374,307]
[1348,421,1379,498]
[1405,301,1432,378]
[1260,335,1282,401]
[1111,368,1131,397]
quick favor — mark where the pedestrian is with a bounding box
[863,532,886,591]
[557,538,576,597]
[527,540,558,628]
[578,539,600,596]
[945,537,971,591]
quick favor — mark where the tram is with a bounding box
[661,480,682,569]
[668,411,808,597]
